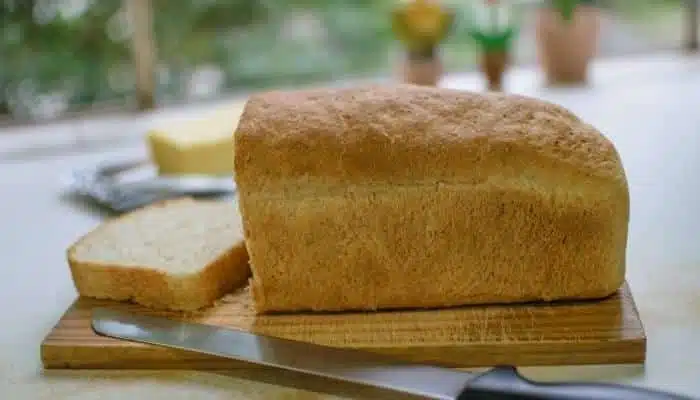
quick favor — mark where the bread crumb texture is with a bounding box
[234,85,630,313]
[67,198,250,311]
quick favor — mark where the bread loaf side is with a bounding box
[234,85,629,313]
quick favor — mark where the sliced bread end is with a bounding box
[67,197,250,311]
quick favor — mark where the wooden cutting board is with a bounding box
[41,282,646,370]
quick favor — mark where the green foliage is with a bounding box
[1,0,413,119]
[469,29,517,53]
[550,0,580,22]
[0,0,684,121]
[1,0,129,117]
[459,2,521,53]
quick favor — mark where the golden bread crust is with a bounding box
[235,84,625,188]
[234,85,629,313]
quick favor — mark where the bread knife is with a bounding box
[91,308,693,400]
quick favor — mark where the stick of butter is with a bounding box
[146,102,246,176]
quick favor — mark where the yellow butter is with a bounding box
[147,102,246,176]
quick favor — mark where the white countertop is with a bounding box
[2,53,700,399]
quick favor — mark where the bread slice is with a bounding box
[234,85,629,313]
[67,197,250,311]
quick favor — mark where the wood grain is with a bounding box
[41,282,646,370]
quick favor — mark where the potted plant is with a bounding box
[391,0,455,86]
[465,0,519,91]
[535,0,600,85]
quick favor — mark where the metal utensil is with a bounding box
[91,308,694,400]
[66,158,236,213]
[113,175,235,196]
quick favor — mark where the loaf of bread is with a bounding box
[67,198,250,311]
[234,85,629,314]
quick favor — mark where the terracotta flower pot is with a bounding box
[535,5,600,85]
[480,50,509,91]
[400,50,444,86]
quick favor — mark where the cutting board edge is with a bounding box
[41,335,647,370]
[40,280,647,370]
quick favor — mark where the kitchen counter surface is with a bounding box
[2,54,700,399]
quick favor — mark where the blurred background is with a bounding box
[0,0,694,126]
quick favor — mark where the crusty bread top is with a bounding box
[234,85,626,188]
[68,197,243,276]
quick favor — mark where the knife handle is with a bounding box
[458,365,695,400]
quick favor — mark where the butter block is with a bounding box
[147,103,245,176]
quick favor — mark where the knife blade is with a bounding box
[91,308,693,400]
